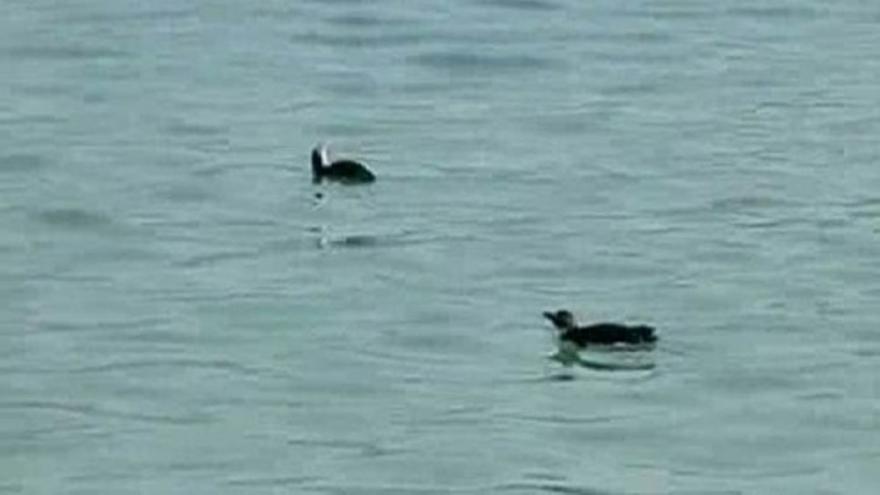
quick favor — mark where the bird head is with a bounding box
[543,309,576,331]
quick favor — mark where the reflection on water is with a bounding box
[549,341,656,371]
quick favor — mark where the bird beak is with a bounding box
[542,311,557,324]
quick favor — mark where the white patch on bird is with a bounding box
[549,340,582,367]
[319,144,330,166]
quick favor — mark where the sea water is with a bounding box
[2,1,879,493]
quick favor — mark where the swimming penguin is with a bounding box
[311,144,375,184]
[543,309,657,348]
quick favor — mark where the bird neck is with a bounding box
[311,149,325,176]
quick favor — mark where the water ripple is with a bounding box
[323,13,418,28]
[293,31,429,48]
[286,437,403,458]
[305,485,457,495]
[69,357,264,377]
[60,8,195,23]
[501,412,632,426]
[408,52,559,73]
[174,250,256,268]
[225,476,319,488]
[0,400,212,426]
[496,483,612,495]
[727,6,824,19]
[31,208,113,229]
[0,153,48,173]
[4,45,129,60]
[478,0,561,12]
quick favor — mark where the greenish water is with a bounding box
[2,1,879,494]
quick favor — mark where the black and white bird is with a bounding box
[543,309,657,348]
[310,144,375,184]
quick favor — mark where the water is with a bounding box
[2,1,879,493]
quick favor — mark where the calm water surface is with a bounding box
[2,1,879,494]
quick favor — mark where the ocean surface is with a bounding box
[2,1,879,493]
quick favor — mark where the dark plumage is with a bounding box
[311,145,375,184]
[543,309,657,348]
